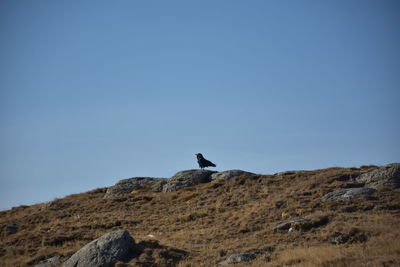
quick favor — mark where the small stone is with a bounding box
[273,218,311,231]
[334,235,349,245]
[219,252,256,265]
[5,222,19,235]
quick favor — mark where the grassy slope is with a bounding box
[1,166,400,266]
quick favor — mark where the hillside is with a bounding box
[1,165,400,266]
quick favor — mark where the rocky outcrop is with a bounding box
[211,170,254,180]
[105,169,257,194]
[162,169,216,192]
[356,163,400,190]
[320,188,376,202]
[104,177,164,198]
[63,230,135,267]
[152,180,168,192]
[219,252,256,265]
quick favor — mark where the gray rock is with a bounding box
[219,253,256,265]
[273,218,311,231]
[35,256,63,267]
[40,201,55,211]
[356,163,400,189]
[4,222,19,235]
[152,180,167,192]
[104,177,164,198]
[333,228,367,245]
[163,169,217,192]
[320,188,376,202]
[63,230,135,267]
[334,235,349,245]
[211,170,254,180]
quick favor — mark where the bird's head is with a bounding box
[195,153,203,158]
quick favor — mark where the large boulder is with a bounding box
[104,177,164,198]
[320,188,376,202]
[63,230,135,267]
[356,163,400,190]
[162,169,216,192]
[211,170,254,180]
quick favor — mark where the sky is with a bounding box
[1,0,399,210]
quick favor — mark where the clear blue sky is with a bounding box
[1,0,399,210]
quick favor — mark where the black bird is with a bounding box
[195,153,216,169]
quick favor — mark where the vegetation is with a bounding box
[1,166,400,266]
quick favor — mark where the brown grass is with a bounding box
[1,166,400,266]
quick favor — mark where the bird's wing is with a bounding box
[204,159,216,167]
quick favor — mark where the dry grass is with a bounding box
[1,166,400,266]
[270,233,400,267]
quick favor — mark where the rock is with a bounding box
[334,235,349,245]
[40,201,55,211]
[152,180,167,192]
[219,252,256,265]
[162,169,216,192]
[4,222,19,235]
[273,218,311,231]
[34,256,63,267]
[211,170,254,180]
[356,163,400,189]
[333,228,368,245]
[63,230,135,267]
[319,188,376,202]
[104,177,164,198]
